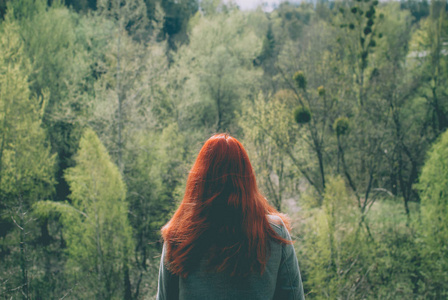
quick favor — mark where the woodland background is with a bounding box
[0,0,448,298]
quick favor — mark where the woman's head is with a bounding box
[187,134,257,215]
[161,134,291,277]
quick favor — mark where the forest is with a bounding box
[0,0,447,298]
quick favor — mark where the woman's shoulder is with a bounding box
[267,214,285,234]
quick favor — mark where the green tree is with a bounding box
[240,92,300,211]
[89,16,170,297]
[417,129,448,298]
[410,0,448,137]
[94,0,148,173]
[375,4,424,216]
[172,9,262,132]
[159,0,199,47]
[91,2,176,297]
[0,15,55,299]
[275,19,344,198]
[299,176,370,299]
[327,2,388,217]
[122,123,188,298]
[35,128,133,299]
[12,1,99,202]
[273,2,313,41]
[400,0,429,23]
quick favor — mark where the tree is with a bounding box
[96,0,148,173]
[275,19,344,199]
[410,0,448,137]
[172,9,262,132]
[92,2,176,297]
[299,176,370,299]
[329,1,388,215]
[13,0,98,202]
[0,14,55,299]
[35,128,133,299]
[240,92,301,212]
[417,129,448,298]
[121,122,188,298]
[159,0,199,47]
[272,2,313,41]
[375,4,424,216]
[400,0,429,23]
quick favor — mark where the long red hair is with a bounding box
[161,134,292,277]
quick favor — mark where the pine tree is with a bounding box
[35,128,133,299]
[0,14,55,299]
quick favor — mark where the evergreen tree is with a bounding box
[35,128,133,299]
[418,129,448,298]
[0,14,55,299]
[14,0,97,202]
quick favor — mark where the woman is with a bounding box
[157,134,304,300]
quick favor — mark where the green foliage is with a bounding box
[18,4,92,123]
[417,129,448,297]
[294,106,312,124]
[334,117,349,136]
[0,14,55,207]
[258,22,276,66]
[0,1,448,298]
[400,0,429,23]
[293,70,307,90]
[317,85,325,97]
[17,4,101,201]
[363,200,421,299]
[239,92,302,212]
[5,0,47,20]
[272,2,313,40]
[159,0,199,46]
[364,26,372,35]
[408,1,448,136]
[0,14,56,299]
[124,123,187,292]
[89,21,168,162]
[299,177,368,299]
[97,0,148,38]
[172,9,262,131]
[37,128,133,299]
[298,182,423,299]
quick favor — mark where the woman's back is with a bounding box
[156,134,304,299]
[157,215,304,300]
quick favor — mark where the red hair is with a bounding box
[161,133,292,278]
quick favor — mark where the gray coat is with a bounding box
[156,215,305,300]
